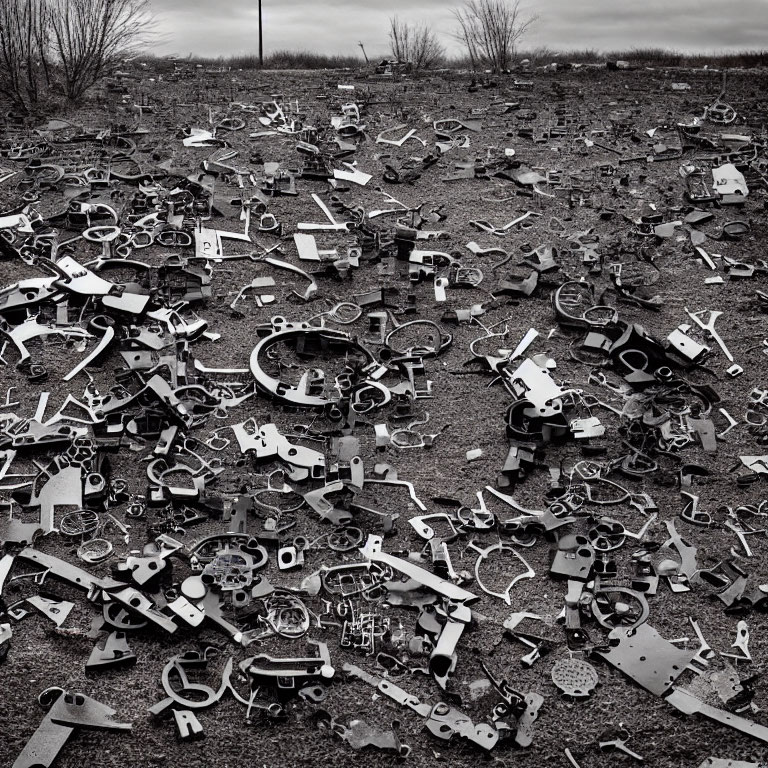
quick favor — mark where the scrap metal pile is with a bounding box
[1,72,767,767]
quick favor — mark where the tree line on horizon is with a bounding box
[2,0,767,113]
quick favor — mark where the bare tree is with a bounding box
[48,0,153,100]
[389,16,444,71]
[0,0,51,112]
[452,0,536,72]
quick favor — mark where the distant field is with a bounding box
[136,47,768,71]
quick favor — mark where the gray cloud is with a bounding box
[149,0,768,57]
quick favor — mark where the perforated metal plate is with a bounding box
[551,657,599,698]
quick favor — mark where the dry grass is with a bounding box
[134,47,768,74]
[138,50,363,72]
[520,46,768,68]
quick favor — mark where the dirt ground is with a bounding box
[1,65,768,768]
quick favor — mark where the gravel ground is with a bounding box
[1,65,768,768]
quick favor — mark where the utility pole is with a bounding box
[358,42,369,64]
[258,0,263,66]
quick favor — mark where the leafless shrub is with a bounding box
[0,0,51,112]
[389,16,445,71]
[452,0,536,72]
[48,0,154,100]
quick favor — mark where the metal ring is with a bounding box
[59,508,100,538]
[327,302,362,324]
[78,538,113,564]
[250,325,379,407]
[384,319,451,358]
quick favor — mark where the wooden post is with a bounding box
[258,0,263,66]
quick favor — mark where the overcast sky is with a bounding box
[151,0,768,58]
